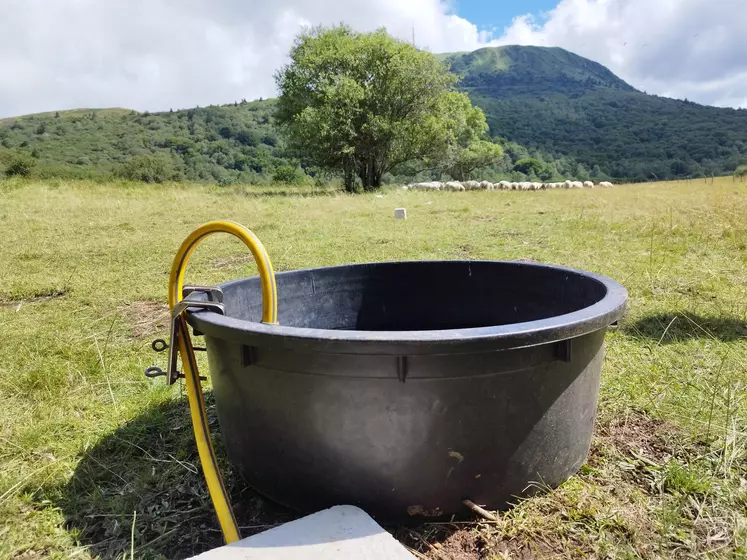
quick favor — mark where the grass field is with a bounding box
[1,177,746,559]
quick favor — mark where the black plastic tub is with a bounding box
[187,260,627,523]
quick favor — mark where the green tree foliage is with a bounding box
[433,93,503,180]
[272,164,304,184]
[116,155,173,183]
[513,158,545,176]
[443,139,503,181]
[275,26,490,191]
[735,165,747,181]
[2,150,36,177]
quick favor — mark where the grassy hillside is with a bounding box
[0,102,591,186]
[3,45,747,185]
[442,45,747,181]
[0,101,293,184]
[1,178,746,558]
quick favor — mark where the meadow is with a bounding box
[1,177,746,559]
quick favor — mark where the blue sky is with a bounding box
[453,0,557,32]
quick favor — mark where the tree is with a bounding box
[735,165,747,182]
[442,139,503,181]
[272,164,303,184]
[3,151,36,177]
[116,155,173,183]
[435,93,503,180]
[275,25,488,192]
[513,158,545,176]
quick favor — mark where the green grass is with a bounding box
[1,177,746,559]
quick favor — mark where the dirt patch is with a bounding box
[436,530,488,560]
[399,525,488,560]
[591,411,674,466]
[122,300,169,338]
[0,288,68,308]
[454,244,474,258]
[12,549,49,560]
[471,215,496,222]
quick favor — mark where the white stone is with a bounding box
[188,506,414,560]
[394,208,407,219]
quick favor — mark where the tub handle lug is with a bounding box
[556,339,572,363]
[397,356,409,383]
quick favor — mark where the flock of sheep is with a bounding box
[405,180,614,191]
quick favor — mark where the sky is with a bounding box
[1,0,746,118]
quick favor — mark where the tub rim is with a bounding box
[186,260,627,356]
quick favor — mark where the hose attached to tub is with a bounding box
[168,220,278,543]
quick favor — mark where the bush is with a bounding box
[272,164,303,184]
[4,151,36,177]
[735,165,747,181]
[513,158,545,176]
[116,155,172,183]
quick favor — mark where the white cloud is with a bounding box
[493,0,747,108]
[0,0,745,117]
[0,0,488,117]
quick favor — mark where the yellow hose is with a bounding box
[168,220,278,543]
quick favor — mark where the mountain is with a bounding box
[2,45,746,184]
[440,45,747,181]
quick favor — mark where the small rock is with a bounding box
[394,208,407,220]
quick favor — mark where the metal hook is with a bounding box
[143,285,224,385]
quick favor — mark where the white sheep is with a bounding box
[498,181,511,190]
[583,181,594,188]
[410,181,442,190]
[479,180,493,190]
[599,181,613,188]
[531,182,543,190]
[443,181,466,191]
[571,181,584,188]
[461,180,479,190]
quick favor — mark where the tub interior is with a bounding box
[219,261,608,332]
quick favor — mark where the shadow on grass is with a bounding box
[56,395,296,559]
[623,312,747,343]
[55,395,470,558]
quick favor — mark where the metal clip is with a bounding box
[183,285,224,304]
[151,338,206,353]
[144,286,225,385]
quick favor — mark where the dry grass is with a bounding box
[1,177,746,559]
